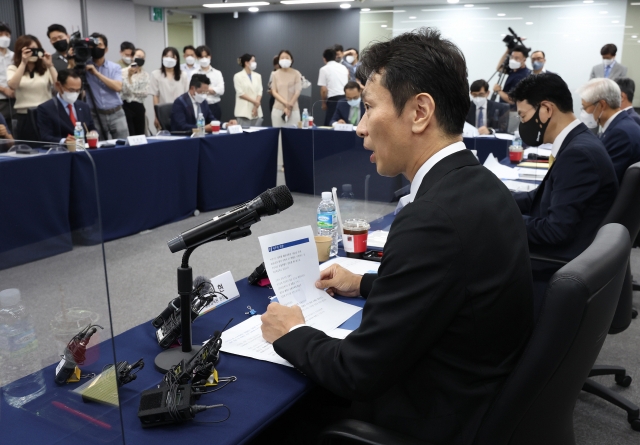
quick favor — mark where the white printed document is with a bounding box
[483,153,519,180]
[320,256,380,275]
[220,226,361,366]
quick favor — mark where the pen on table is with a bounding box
[51,400,112,430]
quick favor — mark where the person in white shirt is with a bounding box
[0,22,14,133]
[193,45,224,120]
[233,53,263,127]
[181,45,199,78]
[318,47,349,126]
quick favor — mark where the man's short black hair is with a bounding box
[509,72,573,113]
[601,43,617,56]
[511,45,529,58]
[120,41,135,52]
[0,22,11,35]
[334,44,344,52]
[47,24,67,38]
[356,27,469,136]
[58,69,80,85]
[183,45,196,53]
[344,81,361,92]
[615,77,635,102]
[346,47,359,57]
[90,32,108,48]
[190,73,210,89]
[470,79,489,93]
[323,48,336,62]
[531,50,545,58]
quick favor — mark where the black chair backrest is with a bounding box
[474,224,630,445]
[154,104,172,132]
[26,107,41,141]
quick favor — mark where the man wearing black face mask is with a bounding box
[84,32,129,140]
[47,24,70,72]
[509,73,617,315]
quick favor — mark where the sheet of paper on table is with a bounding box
[495,133,515,141]
[320,256,380,275]
[523,145,552,158]
[242,127,268,133]
[515,166,548,180]
[147,135,187,141]
[366,230,389,249]
[220,226,361,367]
[483,153,519,180]
[502,180,539,193]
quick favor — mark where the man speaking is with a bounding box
[260,28,534,444]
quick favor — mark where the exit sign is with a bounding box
[150,7,163,22]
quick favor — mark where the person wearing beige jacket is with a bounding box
[233,54,263,127]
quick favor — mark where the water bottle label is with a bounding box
[317,212,335,229]
[0,328,38,356]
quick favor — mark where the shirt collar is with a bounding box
[408,141,467,203]
[551,119,581,158]
[57,93,70,108]
[605,60,616,69]
[602,109,624,133]
[623,105,634,111]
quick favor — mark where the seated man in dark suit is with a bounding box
[258,29,533,445]
[0,113,12,140]
[330,81,365,126]
[171,74,216,134]
[615,77,640,126]
[510,73,618,264]
[37,69,96,144]
[466,79,509,134]
[579,77,640,183]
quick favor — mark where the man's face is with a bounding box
[516,99,551,127]
[95,37,106,50]
[531,51,545,65]
[58,76,82,95]
[470,87,488,98]
[511,51,526,67]
[603,54,614,61]
[191,84,208,96]
[184,49,196,60]
[121,49,133,60]
[345,87,361,101]
[336,50,343,60]
[356,74,414,177]
[0,31,10,39]
[49,30,68,46]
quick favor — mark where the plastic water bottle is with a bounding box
[513,130,522,148]
[340,184,356,221]
[317,192,338,257]
[302,108,309,129]
[197,113,205,137]
[0,289,46,408]
[74,122,85,150]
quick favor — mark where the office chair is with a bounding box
[154,104,173,132]
[26,107,41,141]
[318,224,632,445]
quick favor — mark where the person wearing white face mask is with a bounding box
[579,77,640,183]
[341,47,360,82]
[36,69,96,143]
[150,46,188,131]
[233,53,263,127]
[0,22,15,134]
[590,43,627,80]
[465,79,510,134]
[192,45,224,121]
[330,81,364,126]
[270,50,302,127]
[181,45,199,78]
[171,74,217,134]
[493,45,531,111]
[117,41,135,69]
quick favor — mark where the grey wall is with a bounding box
[0,0,24,43]
[205,9,359,125]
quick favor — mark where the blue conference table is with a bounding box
[0,152,74,270]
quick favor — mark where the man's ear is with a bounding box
[412,93,435,134]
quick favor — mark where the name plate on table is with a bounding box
[227,125,243,134]
[127,135,148,146]
[198,271,240,316]
[334,124,354,132]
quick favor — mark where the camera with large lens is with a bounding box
[502,27,531,53]
[69,31,99,71]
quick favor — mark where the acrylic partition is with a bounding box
[310,101,407,233]
[0,139,125,444]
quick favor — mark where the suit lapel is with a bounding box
[182,94,196,123]
[415,149,479,200]
[55,99,74,133]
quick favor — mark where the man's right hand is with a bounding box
[0,124,7,138]
[337,119,346,124]
[315,264,362,297]
[65,135,76,144]
[478,126,490,135]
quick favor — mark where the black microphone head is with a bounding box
[193,276,208,290]
[261,186,294,216]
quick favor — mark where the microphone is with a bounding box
[167,185,294,253]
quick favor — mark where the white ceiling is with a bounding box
[132,0,565,15]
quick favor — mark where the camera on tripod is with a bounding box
[69,31,99,71]
[502,27,531,54]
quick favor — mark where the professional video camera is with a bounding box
[501,27,531,54]
[69,31,99,71]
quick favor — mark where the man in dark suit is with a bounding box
[330,81,365,126]
[37,69,96,144]
[259,29,533,445]
[615,77,640,126]
[579,77,640,183]
[466,79,509,133]
[510,73,618,265]
[171,74,216,133]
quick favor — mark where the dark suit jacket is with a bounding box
[600,111,640,183]
[465,101,510,133]
[626,107,640,126]
[330,99,365,126]
[171,92,215,133]
[274,150,534,444]
[514,123,618,262]
[37,97,95,143]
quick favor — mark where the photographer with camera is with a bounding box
[7,35,57,139]
[47,24,70,72]
[84,32,129,140]
[493,44,530,109]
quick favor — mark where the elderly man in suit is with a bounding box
[258,28,534,445]
[590,43,627,80]
[466,79,510,134]
[580,78,640,183]
[171,74,216,134]
[330,81,365,126]
[37,69,96,144]
[615,77,640,126]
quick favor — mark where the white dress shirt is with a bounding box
[0,48,14,100]
[189,93,200,120]
[318,61,349,98]
[551,118,581,158]
[601,110,624,134]
[193,66,224,104]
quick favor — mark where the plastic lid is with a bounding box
[342,184,352,193]
[0,288,21,307]
[322,192,332,200]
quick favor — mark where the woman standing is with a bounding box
[270,50,301,127]
[7,35,57,139]
[194,45,224,121]
[233,54,262,127]
[149,47,188,129]
[121,48,149,136]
